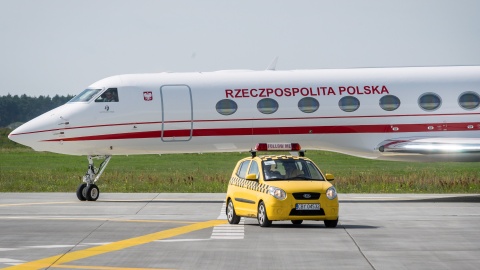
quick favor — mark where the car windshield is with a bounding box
[262,158,325,181]
[69,89,102,103]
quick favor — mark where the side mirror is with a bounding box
[325,173,335,182]
[246,173,258,181]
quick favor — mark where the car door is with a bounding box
[233,160,254,214]
[243,160,260,215]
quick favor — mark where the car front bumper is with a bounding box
[264,196,339,221]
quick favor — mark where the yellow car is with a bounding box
[225,144,339,227]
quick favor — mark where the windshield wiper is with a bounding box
[288,176,312,180]
[267,176,284,180]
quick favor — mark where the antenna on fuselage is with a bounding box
[266,56,279,71]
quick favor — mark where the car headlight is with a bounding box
[268,186,286,200]
[326,186,337,200]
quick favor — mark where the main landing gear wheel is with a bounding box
[76,183,87,201]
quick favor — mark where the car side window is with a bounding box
[306,162,324,180]
[237,160,251,178]
[248,161,259,178]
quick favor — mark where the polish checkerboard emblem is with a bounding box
[143,91,153,101]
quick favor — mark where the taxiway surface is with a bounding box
[0,193,479,270]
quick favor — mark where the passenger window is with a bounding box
[257,98,279,114]
[237,160,251,178]
[379,95,401,111]
[418,93,441,111]
[298,97,319,113]
[338,96,360,112]
[458,92,480,110]
[248,161,259,178]
[216,99,238,115]
[95,88,119,102]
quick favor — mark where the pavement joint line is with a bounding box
[342,222,376,270]
[2,219,227,270]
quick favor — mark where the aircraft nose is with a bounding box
[7,129,16,142]
[8,121,39,147]
[7,111,60,149]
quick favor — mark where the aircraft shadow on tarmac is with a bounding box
[341,195,480,203]
[98,200,224,204]
[98,195,480,204]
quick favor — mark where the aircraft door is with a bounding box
[160,85,193,141]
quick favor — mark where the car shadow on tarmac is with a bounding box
[244,223,378,229]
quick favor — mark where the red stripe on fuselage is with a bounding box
[42,122,480,142]
[10,112,480,137]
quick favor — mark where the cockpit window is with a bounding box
[95,88,119,102]
[69,89,102,103]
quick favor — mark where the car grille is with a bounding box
[292,192,320,200]
[289,208,325,216]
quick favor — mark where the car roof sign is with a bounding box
[255,143,301,151]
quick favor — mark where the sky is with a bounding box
[1,0,480,97]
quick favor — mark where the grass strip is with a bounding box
[1,147,479,193]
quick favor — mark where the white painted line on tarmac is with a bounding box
[0,258,25,265]
[211,202,245,240]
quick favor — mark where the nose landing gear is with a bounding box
[76,155,111,201]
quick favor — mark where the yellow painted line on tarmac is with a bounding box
[3,219,227,270]
[50,264,173,270]
[0,202,76,207]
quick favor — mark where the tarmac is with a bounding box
[0,193,479,270]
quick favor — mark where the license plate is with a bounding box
[295,203,320,210]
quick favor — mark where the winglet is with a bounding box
[266,56,279,71]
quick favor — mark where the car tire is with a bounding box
[226,199,241,224]
[291,220,303,225]
[257,201,272,227]
[324,219,338,228]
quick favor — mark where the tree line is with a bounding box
[0,94,74,128]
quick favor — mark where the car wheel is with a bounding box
[291,220,303,225]
[324,219,338,228]
[226,199,241,224]
[257,201,272,227]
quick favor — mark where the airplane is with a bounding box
[8,65,480,201]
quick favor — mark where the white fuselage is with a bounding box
[9,66,480,161]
